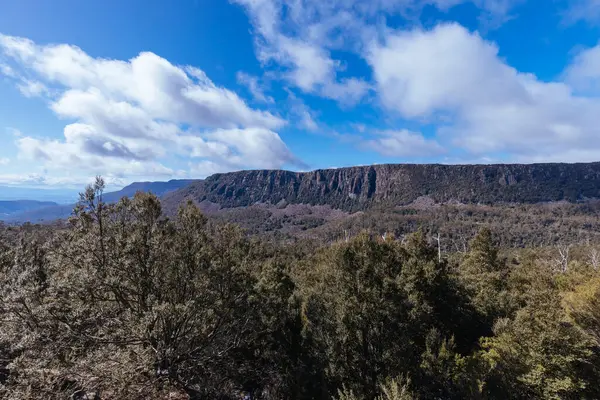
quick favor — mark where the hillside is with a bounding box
[0,200,58,216]
[101,179,197,203]
[162,162,600,212]
[1,179,198,223]
[0,186,77,203]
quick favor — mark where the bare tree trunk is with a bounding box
[554,245,570,273]
[432,232,441,262]
[589,248,600,270]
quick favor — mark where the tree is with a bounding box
[477,258,598,399]
[0,190,273,398]
[297,231,479,399]
[460,228,511,326]
[297,233,413,398]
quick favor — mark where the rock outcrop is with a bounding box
[163,163,600,212]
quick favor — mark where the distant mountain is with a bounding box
[0,186,78,203]
[101,179,197,203]
[0,200,58,216]
[1,179,198,223]
[162,163,600,213]
[12,162,600,224]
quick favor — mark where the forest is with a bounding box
[2,177,600,399]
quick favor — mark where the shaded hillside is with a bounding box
[102,179,197,203]
[1,179,198,223]
[0,200,58,216]
[0,186,77,203]
[163,163,600,213]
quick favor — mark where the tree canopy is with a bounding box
[2,177,600,399]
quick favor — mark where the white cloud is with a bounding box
[189,160,235,177]
[0,36,286,129]
[368,23,600,162]
[0,173,52,186]
[6,127,23,137]
[0,33,303,186]
[232,0,371,104]
[232,0,521,105]
[299,109,318,131]
[0,172,132,188]
[564,0,600,24]
[369,24,523,118]
[237,71,274,103]
[17,79,48,98]
[205,127,305,169]
[16,125,174,178]
[285,90,319,131]
[0,63,16,78]
[365,129,445,157]
[564,43,600,93]
[0,158,9,165]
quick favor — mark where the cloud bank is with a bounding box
[0,33,302,186]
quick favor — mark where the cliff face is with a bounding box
[163,163,600,212]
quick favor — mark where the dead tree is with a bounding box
[432,232,442,262]
[589,248,600,270]
[554,245,570,273]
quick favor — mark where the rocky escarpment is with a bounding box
[163,163,600,212]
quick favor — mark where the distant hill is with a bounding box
[1,179,198,223]
[162,163,600,213]
[0,200,58,216]
[101,179,197,203]
[0,186,78,203]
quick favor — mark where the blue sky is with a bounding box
[1,0,600,189]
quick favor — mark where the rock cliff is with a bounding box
[163,163,600,212]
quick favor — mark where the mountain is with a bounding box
[101,179,197,203]
[0,186,78,203]
[1,179,198,223]
[162,163,600,213]
[9,162,600,226]
[0,200,59,216]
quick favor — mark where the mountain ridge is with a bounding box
[0,200,59,216]
[6,162,600,223]
[1,179,198,223]
[162,162,600,213]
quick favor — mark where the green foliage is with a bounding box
[336,376,415,400]
[2,178,600,399]
[295,231,481,399]
[460,228,512,326]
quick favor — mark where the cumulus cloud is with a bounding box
[564,43,600,93]
[368,23,600,162]
[231,0,522,105]
[0,33,302,185]
[0,35,285,129]
[365,129,445,157]
[206,127,305,168]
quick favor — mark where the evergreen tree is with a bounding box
[460,228,511,327]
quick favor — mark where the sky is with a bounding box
[1,0,600,190]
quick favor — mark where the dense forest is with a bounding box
[2,177,600,399]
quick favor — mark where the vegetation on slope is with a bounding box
[0,200,58,216]
[2,177,600,399]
